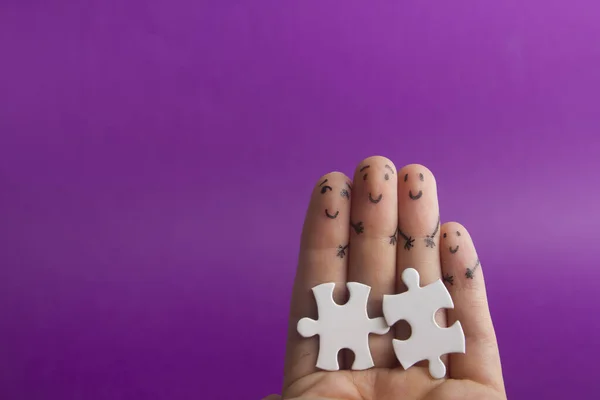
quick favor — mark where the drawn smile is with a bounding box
[449,245,459,254]
[325,209,339,219]
[409,190,423,200]
[368,193,383,204]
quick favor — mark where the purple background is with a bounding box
[1,1,599,399]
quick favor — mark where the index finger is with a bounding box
[282,172,352,392]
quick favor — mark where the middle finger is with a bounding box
[347,156,398,368]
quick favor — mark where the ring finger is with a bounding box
[394,164,446,369]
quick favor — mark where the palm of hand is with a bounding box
[264,158,506,400]
[284,368,502,400]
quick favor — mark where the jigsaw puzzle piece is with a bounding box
[383,268,465,379]
[297,282,390,371]
[393,319,465,378]
[345,282,389,370]
[347,282,389,336]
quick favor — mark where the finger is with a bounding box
[347,156,398,368]
[395,164,444,311]
[282,172,352,392]
[394,164,446,370]
[440,222,505,393]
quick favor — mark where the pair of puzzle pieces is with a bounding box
[297,268,465,379]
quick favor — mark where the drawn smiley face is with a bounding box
[361,164,394,204]
[404,172,424,200]
[443,230,461,253]
[320,179,351,219]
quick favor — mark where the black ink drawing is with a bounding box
[389,227,398,245]
[424,216,440,248]
[443,274,454,286]
[341,188,350,199]
[350,220,364,234]
[465,258,481,279]
[337,244,349,258]
[319,179,332,194]
[361,165,394,203]
[368,193,383,204]
[443,231,461,254]
[325,209,339,219]
[384,164,394,181]
[321,179,342,218]
[397,228,414,250]
[360,165,370,181]
[341,182,352,199]
[409,190,422,200]
[404,173,424,200]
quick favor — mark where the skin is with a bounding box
[320,179,344,219]
[265,157,506,400]
[443,231,461,254]
[405,172,425,200]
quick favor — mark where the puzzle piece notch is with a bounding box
[297,282,390,371]
[382,268,465,379]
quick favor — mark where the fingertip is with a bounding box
[354,155,398,177]
[398,163,437,188]
[315,171,351,185]
[441,221,471,240]
[312,171,352,199]
[440,222,478,268]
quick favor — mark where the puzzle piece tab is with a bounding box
[383,268,465,379]
[297,282,390,371]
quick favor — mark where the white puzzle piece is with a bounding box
[382,268,465,379]
[297,282,390,371]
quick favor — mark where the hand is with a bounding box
[264,157,506,400]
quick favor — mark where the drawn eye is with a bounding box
[456,231,461,236]
[363,173,368,180]
[419,173,424,181]
[321,186,333,194]
[443,233,447,238]
[384,173,389,180]
[404,174,408,182]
